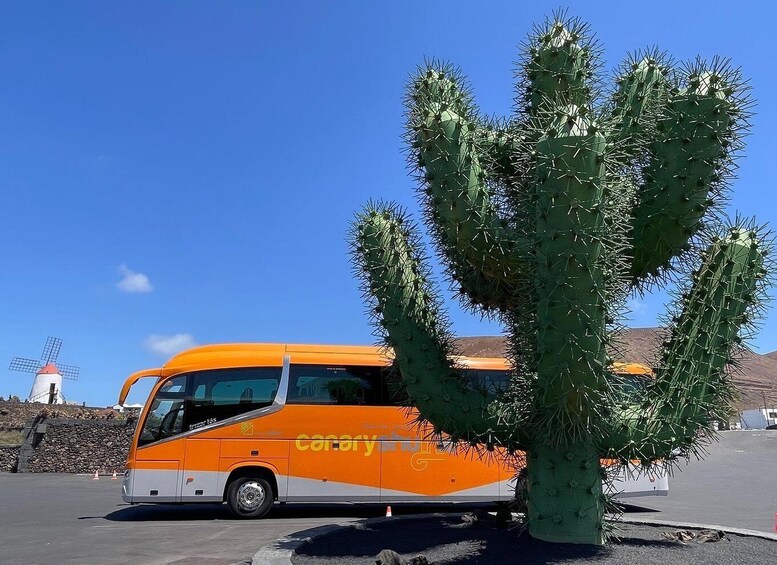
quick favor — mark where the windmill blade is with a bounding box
[41,337,63,363]
[58,364,80,381]
[9,357,43,373]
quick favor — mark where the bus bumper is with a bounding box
[122,468,133,503]
[608,464,669,498]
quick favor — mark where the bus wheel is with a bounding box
[227,477,274,518]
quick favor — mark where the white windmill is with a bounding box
[9,337,80,404]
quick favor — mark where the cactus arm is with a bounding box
[524,17,594,121]
[606,54,671,165]
[605,228,766,460]
[598,55,672,297]
[351,204,527,450]
[531,109,613,444]
[415,105,526,279]
[473,121,524,183]
[409,70,529,309]
[628,66,745,281]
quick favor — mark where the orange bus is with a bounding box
[118,343,667,518]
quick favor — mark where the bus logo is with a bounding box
[241,422,254,436]
[410,442,446,471]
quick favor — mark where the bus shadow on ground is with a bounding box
[94,502,493,522]
[92,502,660,522]
[97,503,234,521]
[619,503,662,514]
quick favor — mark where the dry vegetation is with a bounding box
[0,429,23,446]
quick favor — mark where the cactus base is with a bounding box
[527,443,606,545]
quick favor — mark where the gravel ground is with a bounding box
[290,515,777,565]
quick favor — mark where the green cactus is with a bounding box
[350,13,770,545]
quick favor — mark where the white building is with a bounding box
[740,408,777,429]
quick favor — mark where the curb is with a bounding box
[252,523,344,565]
[619,516,777,541]
[251,512,777,565]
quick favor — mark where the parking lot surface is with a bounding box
[626,430,777,533]
[0,473,365,565]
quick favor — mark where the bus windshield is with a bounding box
[138,368,282,446]
[139,375,187,445]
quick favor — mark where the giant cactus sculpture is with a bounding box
[350,13,770,545]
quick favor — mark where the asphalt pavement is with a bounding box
[0,473,366,565]
[625,430,777,533]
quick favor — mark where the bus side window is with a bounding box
[383,367,509,405]
[184,367,281,430]
[193,383,208,400]
[287,365,385,405]
[463,369,510,397]
[611,373,650,403]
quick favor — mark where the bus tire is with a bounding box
[226,476,274,519]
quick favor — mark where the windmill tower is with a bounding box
[9,337,80,404]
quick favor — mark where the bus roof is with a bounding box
[611,362,654,376]
[118,343,654,403]
[159,343,511,375]
[159,343,652,376]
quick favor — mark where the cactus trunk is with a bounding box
[533,129,610,443]
[527,442,605,545]
[351,12,768,545]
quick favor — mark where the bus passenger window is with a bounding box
[463,369,510,397]
[611,373,651,403]
[288,365,385,405]
[184,367,282,430]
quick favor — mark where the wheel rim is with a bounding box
[236,480,265,512]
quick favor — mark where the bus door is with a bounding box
[133,374,187,502]
[180,365,287,501]
[285,363,382,501]
[181,439,221,502]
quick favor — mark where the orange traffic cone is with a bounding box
[92,469,99,480]
[111,471,118,480]
[385,505,392,517]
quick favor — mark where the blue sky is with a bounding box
[1,1,776,407]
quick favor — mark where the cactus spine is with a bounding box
[351,13,769,545]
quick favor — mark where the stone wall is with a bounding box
[0,446,19,472]
[24,418,136,474]
[0,399,136,474]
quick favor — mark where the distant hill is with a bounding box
[456,328,777,411]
